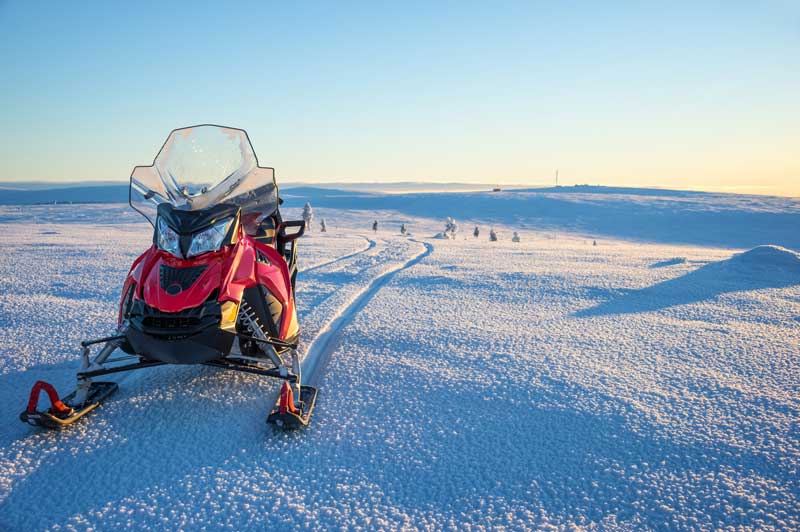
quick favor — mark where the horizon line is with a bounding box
[0,179,797,199]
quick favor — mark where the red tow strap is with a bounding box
[278,381,299,415]
[26,381,71,415]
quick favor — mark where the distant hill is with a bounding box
[0,185,129,205]
[1,182,798,249]
[0,180,126,191]
[0,181,745,205]
[0,181,513,205]
[280,181,527,193]
[281,185,800,250]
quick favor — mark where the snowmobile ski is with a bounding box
[267,381,318,429]
[20,380,118,429]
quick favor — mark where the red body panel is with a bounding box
[119,234,296,339]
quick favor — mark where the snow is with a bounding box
[0,191,798,531]
[282,185,800,250]
[725,245,800,270]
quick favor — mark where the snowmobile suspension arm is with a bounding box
[77,359,166,379]
[234,332,297,350]
[203,360,298,382]
[81,334,127,347]
[69,335,126,406]
[79,333,129,370]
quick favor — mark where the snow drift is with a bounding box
[724,244,800,271]
[577,245,800,317]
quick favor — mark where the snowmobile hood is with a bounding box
[137,239,261,313]
[141,248,229,313]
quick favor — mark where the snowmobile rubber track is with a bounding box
[267,384,318,429]
[20,381,118,429]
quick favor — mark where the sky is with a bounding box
[1,1,798,196]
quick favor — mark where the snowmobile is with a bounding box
[20,125,317,429]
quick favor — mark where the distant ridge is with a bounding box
[0,184,129,205]
[0,181,793,206]
[0,180,126,191]
[1,182,797,249]
[0,181,512,204]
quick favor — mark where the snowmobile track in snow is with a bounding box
[301,239,433,388]
[301,236,376,274]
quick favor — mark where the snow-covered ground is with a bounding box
[0,194,798,531]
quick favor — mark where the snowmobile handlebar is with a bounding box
[278,220,305,244]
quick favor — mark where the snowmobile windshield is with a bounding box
[129,125,278,234]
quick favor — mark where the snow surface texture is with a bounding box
[0,200,798,531]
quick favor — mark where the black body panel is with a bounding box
[126,325,234,364]
[243,285,282,337]
[126,298,235,364]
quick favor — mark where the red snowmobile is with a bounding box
[21,125,316,429]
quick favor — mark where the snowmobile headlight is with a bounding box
[156,217,181,257]
[187,218,233,258]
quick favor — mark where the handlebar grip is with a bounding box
[278,220,305,243]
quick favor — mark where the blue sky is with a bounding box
[1,1,798,195]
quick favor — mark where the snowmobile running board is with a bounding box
[267,382,318,429]
[20,380,118,429]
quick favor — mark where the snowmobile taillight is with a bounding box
[278,381,300,415]
[26,381,72,416]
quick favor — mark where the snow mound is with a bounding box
[650,257,687,268]
[725,245,800,271]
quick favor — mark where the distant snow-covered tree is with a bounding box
[320,218,327,232]
[473,226,479,238]
[302,202,314,231]
[512,232,520,243]
[441,217,458,239]
[489,228,498,242]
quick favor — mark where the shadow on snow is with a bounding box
[577,247,800,317]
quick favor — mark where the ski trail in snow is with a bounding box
[301,236,376,274]
[301,238,433,387]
